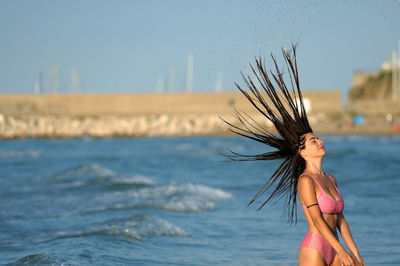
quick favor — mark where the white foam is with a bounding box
[57,163,116,178]
[50,164,232,215]
[80,181,233,214]
[114,175,155,185]
[129,181,233,213]
[56,215,188,241]
[54,164,155,186]
[134,215,189,238]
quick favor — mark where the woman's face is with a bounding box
[300,132,325,160]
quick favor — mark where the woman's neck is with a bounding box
[304,158,324,176]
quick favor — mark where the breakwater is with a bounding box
[0,114,230,138]
[0,91,343,138]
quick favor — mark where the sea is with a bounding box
[1,135,399,265]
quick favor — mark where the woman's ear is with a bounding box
[300,149,306,158]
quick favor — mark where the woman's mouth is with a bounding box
[320,146,325,150]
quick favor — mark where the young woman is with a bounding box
[222,46,365,265]
[297,132,364,265]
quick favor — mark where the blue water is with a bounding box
[1,135,400,265]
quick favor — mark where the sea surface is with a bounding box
[1,135,399,265]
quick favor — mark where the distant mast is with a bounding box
[157,75,165,92]
[186,53,194,92]
[168,66,175,92]
[39,71,45,93]
[33,80,40,94]
[215,71,223,92]
[71,66,82,93]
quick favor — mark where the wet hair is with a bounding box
[221,45,313,224]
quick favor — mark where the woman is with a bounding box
[297,132,364,265]
[222,46,365,265]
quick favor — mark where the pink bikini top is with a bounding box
[300,173,344,214]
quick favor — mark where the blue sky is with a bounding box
[0,0,399,98]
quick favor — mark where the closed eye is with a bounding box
[308,137,318,143]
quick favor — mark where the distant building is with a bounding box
[352,71,378,88]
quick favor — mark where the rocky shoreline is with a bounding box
[0,114,239,139]
[1,113,398,139]
[0,92,353,138]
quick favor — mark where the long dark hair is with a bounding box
[221,45,313,224]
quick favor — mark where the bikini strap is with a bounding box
[299,173,323,208]
[299,173,324,191]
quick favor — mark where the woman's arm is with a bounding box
[337,211,365,265]
[329,174,365,265]
[298,176,354,265]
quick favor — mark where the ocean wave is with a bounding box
[131,181,234,212]
[110,175,155,186]
[65,180,234,216]
[6,253,63,266]
[79,174,155,189]
[45,164,233,215]
[54,163,116,179]
[86,181,234,213]
[52,164,154,189]
[2,161,234,220]
[55,214,188,241]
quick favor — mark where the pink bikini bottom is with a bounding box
[299,232,338,265]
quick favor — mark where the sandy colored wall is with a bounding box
[0,91,342,117]
[347,98,400,115]
[352,72,378,88]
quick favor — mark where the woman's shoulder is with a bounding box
[298,171,316,181]
[297,173,317,197]
[298,172,315,187]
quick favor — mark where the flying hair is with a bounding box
[220,45,313,224]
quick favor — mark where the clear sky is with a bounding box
[0,0,399,98]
